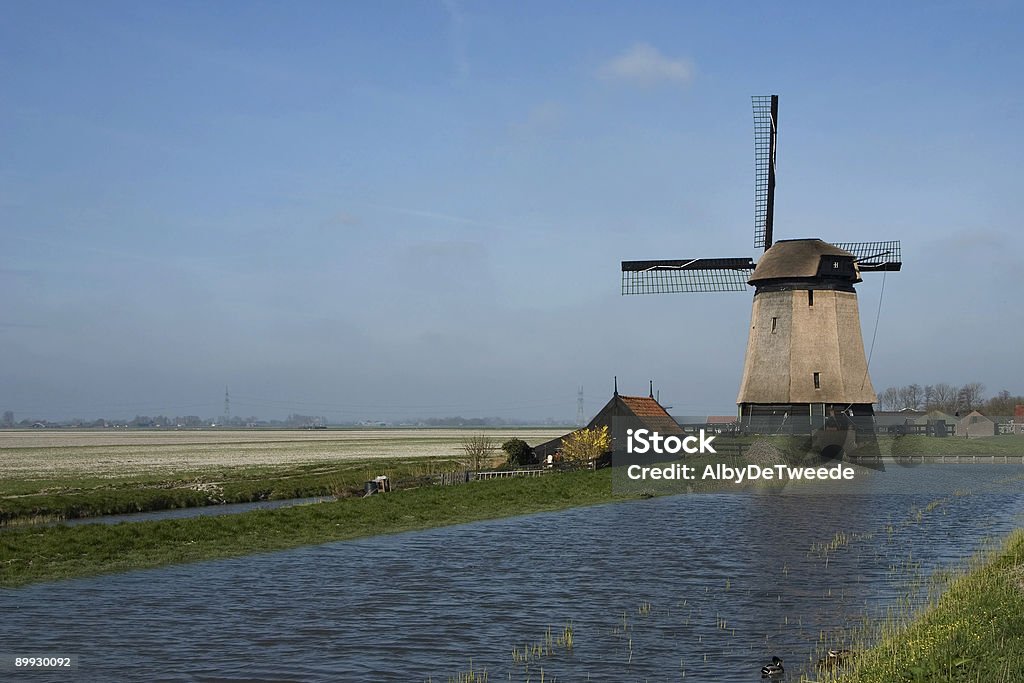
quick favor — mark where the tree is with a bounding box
[984,390,1024,417]
[956,383,985,414]
[879,387,900,411]
[896,384,923,410]
[461,433,496,471]
[931,383,958,414]
[560,425,610,466]
[923,385,936,410]
[501,438,535,467]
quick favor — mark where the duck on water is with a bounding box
[761,656,784,679]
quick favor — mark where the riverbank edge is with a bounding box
[835,528,1024,682]
[1,468,635,588]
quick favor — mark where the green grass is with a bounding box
[0,458,463,525]
[832,530,1024,683]
[886,434,1024,456]
[0,468,629,587]
[740,433,1024,458]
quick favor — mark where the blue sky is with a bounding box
[2,1,1022,421]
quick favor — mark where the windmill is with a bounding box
[620,95,901,435]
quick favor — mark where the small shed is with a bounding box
[922,410,956,437]
[956,410,995,439]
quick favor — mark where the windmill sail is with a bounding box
[752,95,778,251]
[621,258,755,294]
[833,241,902,272]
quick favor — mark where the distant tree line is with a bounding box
[0,413,319,429]
[877,383,1023,416]
[419,416,513,427]
[0,411,572,429]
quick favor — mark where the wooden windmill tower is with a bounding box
[621,95,901,434]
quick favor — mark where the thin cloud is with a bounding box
[939,227,1009,252]
[332,211,361,226]
[442,0,470,80]
[6,233,243,277]
[367,202,497,229]
[598,43,695,88]
[511,101,566,138]
[0,322,47,329]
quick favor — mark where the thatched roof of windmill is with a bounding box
[748,238,859,283]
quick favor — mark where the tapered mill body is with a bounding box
[736,238,877,425]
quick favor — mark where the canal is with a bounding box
[3,464,1023,681]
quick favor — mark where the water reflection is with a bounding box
[3,465,1023,682]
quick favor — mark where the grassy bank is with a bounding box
[0,468,630,588]
[0,458,462,525]
[833,529,1024,682]
[886,433,1024,456]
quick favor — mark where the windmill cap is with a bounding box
[748,238,861,284]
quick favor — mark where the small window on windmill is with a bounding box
[771,316,778,334]
[813,372,821,389]
[833,260,840,269]
[808,290,814,307]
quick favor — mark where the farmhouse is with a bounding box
[532,380,683,464]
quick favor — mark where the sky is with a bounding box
[2,1,1022,422]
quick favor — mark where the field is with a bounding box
[0,428,571,526]
[0,428,569,478]
[4,429,1022,480]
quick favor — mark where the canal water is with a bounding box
[3,464,1023,682]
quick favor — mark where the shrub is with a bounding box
[501,438,536,467]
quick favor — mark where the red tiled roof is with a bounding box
[619,395,672,418]
[613,395,684,434]
[706,415,736,424]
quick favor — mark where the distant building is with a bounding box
[673,415,738,434]
[1010,405,1024,435]
[873,410,955,436]
[532,381,682,464]
[956,411,995,439]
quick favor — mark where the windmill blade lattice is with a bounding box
[621,258,755,294]
[833,241,902,272]
[752,95,778,251]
